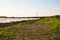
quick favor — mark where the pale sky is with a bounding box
[0,0,60,17]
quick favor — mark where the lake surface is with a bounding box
[0,18,40,23]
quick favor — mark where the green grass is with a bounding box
[0,17,60,40]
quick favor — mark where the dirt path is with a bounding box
[14,24,54,40]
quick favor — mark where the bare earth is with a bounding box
[14,24,55,40]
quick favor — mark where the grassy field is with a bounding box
[0,16,60,40]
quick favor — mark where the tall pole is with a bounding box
[36,8,39,17]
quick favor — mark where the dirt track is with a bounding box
[14,24,54,40]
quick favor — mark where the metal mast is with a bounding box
[36,8,39,17]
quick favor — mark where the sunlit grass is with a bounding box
[0,17,60,40]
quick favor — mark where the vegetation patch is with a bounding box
[0,16,60,40]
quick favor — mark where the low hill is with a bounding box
[0,16,7,18]
[0,16,60,40]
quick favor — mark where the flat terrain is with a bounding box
[0,17,60,40]
[0,18,39,23]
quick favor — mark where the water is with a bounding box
[0,18,40,23]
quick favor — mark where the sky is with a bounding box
[0,0,60,17]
